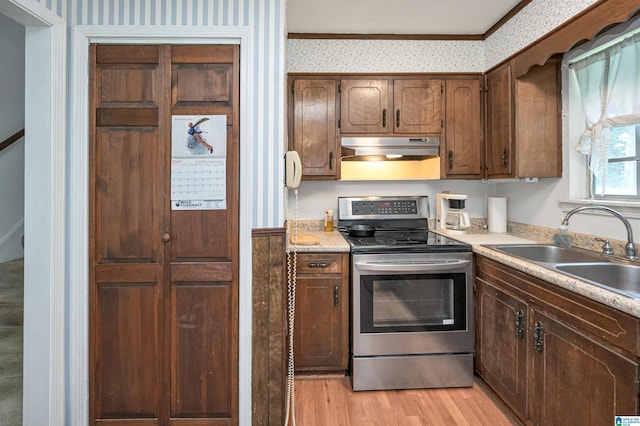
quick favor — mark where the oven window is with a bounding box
[360,273,467,333]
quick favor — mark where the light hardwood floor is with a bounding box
[292,376,519,426]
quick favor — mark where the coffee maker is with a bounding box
[436,193,471,234]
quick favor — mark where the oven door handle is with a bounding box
[355,259,471,273]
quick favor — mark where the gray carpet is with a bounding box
[0,259,23,426]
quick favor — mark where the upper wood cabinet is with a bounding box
[339,79,390,134]
[289,78,339,180]
[394,79,443,134]
[442,78,483,178]
[486,63,513,178]
[485,60,562,179]
[340,78,443,134]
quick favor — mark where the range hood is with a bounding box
[341,136,440,161]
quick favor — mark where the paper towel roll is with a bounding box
[488,197,507,233]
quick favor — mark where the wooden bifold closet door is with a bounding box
[89,44,239,425]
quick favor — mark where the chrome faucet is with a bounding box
[561,206,638,261]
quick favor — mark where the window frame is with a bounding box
[564,14,640,207]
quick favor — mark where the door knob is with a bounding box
[161,233,171,242]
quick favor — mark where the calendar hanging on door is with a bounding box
[170,115,227,210]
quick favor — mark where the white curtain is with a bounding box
[571,32,640,194]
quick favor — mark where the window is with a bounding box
[592,125,640,197]
[569,25,640,200]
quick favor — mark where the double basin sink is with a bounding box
[485,244,640,299]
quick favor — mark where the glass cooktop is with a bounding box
[342,230,472,253]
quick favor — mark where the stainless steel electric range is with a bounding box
[338,196,474,391]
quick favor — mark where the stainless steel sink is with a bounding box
[555,263,640,298]
[489,244,608,264]
[484,244,640,299]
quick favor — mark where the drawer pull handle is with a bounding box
[334,285,339,306]
[307,262,329,268]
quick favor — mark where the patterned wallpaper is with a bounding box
[287,0,599,73]
[287,39,484,73]
[484,0,598,69]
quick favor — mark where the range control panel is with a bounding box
[351,200,418,215]
[338,196,429,220]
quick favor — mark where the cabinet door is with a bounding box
[443,79,482,177]
[291,79,339,179]
[530,310,639,425]
[340,79,391,133]
[393,79,443,134]
[293,275,347,371]
[515,61,562,178]
[486,63,514,178]
[476,277,528,422]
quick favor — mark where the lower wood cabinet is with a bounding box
[475,255,640,425]
[476,277,528,419]
[292,252,349,373]
[530,310,639,425]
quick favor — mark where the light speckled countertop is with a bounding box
[286,221,640,318]
[286,220,350,252]
[436,229,640,319]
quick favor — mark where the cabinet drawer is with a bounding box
[295,253,344,274]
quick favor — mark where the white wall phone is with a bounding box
[285,150,302,189]
[284,150,302,425]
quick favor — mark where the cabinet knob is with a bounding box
[161,233,171,242]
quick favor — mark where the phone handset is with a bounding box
[285,150,302,189]
[284,150,302,424]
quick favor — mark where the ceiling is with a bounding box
[287,0,525,36]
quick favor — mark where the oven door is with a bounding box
[352,252,474,357]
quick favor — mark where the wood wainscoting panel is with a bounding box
[252,228,287,426]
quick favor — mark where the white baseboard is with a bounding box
[0,218,24,262]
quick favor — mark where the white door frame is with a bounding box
[0,1,66,425]
[69,26,254,425]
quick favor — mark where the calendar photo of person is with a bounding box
[171,115,227,158]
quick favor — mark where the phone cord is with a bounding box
[284,188,298,426]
